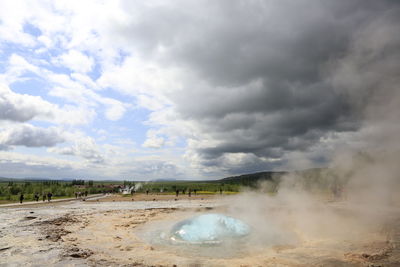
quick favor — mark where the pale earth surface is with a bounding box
[1,195,400,267]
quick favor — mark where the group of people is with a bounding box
[74,191,88,199]
[175,189,198,197]
[18,190,92,204]
[19,192,53,204]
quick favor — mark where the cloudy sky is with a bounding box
[0,0,399,180]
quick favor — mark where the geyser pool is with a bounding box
[169,213,251,244]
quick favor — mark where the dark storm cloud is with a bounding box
[118,0,400,173]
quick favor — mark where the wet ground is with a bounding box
[1,195,400,266]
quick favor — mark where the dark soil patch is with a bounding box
[36,214,80,242]
[65,247,93,259]
[22,216,37,221]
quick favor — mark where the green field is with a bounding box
[0,180,117,203]
[0,168,343,204]
[0,179,242,204]
[134,180,241,193]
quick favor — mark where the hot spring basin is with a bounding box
[169,213,251,244]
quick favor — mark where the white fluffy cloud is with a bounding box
[0,83,96,126]
[57,50,94,73]
[142,129,165,149]
[49,136,104,164]
[3,53,129,123]
[0,84,55,122]
[0,124,65,149]
[0,0,36,46]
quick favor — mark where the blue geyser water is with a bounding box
[169,213,251,244]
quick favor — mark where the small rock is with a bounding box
[23,216,37,220]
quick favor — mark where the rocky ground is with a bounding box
[1,195,400,266]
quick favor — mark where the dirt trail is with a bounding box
[0,194,105,208]
[90,193,221,202]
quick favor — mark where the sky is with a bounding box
[0,0,399,180]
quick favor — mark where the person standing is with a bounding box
[34,193,39,202]
[47,192,52,202]
[19,193,24,204]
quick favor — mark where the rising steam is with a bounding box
[222,9,400,248]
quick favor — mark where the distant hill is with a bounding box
[219,171,287,186]
[218,168,329,186]
[23,177,76,181]
[0,168,328,185]
[0,177,18,182]
[0,177,75,182]
[149,178,177,182]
